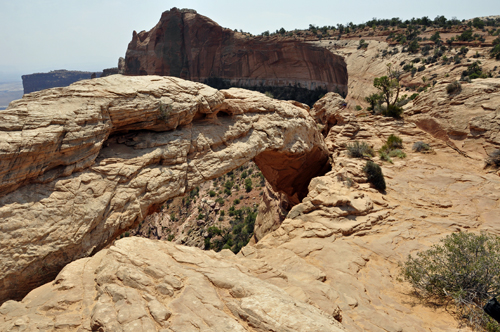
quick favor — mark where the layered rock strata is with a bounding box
[3,90,498,331]
[0,75,329,303]
[123,8,348,95]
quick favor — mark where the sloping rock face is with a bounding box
[21,70,102,94]
[123,8,347,95]
[0,238,345,332]
[406,78,500,158]
[0,75,329,303]
[4,92,498,331]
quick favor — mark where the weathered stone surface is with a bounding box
[310,92,350,136]
[406,78,500,158]
[0,75,329,303]
[3,72,500,332]
[251,182,290,244]
[0,237,345,332]
[123,8,348,95]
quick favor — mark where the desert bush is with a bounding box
[409,93,419,100]
[388,149,406,159]
[379,135,405,162]
[363,160,386,191]
[381,104,404,118]
[486,149,500,168]
[491,39,500,60]
[400,232,500,331]
[446,81,462,94]
[209,190,216,197]
[462,61,488,80]
[346,141,375,158]
[387,134,403,149]
[244,178,253,192]
[379,150,392,163]
[358,39,368,49]
[355,105,362,111]
[412,141,431,152]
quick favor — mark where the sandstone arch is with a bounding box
[0,75,329,303]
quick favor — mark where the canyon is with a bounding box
[1,8,500,332]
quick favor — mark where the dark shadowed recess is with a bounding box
[203,77,344,107]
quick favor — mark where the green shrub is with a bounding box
[233,199,240,205]
[388,149,406,158]
[446,81,462,94]
[358,39,368,49]
[381,104,404,119]
[386,134,403,149]
[412,141,431,152]
[379,150,393,163]
[346,141,375,158]
[486,149,500,168]
[409,93,419,100]
[462,61,488,80]
[355,105,362,111]
[209,190,216,197]
[363,160,386,191]
[491,41,500,60]
[400,232,500,331]
[244,178,253,192]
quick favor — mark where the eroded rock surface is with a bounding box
[0,75,329,303]
[123,8,348,95]
[407,78,500,158]
[4,100,495,331]
[0,237,345,332]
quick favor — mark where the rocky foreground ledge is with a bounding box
[0,75,329,303]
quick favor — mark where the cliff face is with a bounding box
[123,8,348,96]
[21,70,102,94]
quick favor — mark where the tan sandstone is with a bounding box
[0,75,329,303]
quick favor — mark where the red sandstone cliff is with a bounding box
[123,8,348,95]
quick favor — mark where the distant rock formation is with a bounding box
[101,67,119,77]
[122,8,348,104]
[21,70,102,94]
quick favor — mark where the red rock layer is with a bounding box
[123,8,348,94]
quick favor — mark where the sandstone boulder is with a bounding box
[0,75,329,303]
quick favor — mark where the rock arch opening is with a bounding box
[0,75,330,303]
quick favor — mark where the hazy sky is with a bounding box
[1,0,499,82]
